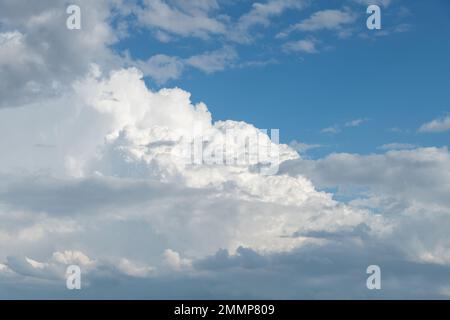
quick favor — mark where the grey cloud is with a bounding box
[0,175,205,215]
[0,0,122,108]
[279,147,450,208]
[3,241,450,299]
[185,46,238,73]
[378,143,417,151]
[133,46,238,84]
[136,0,226,39]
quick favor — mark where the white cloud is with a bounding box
[345,118,368,127]
[0,0,121,108]
[352,0,392,8]
[186,46,238,74]
[135,0,308,45]
[134,54,185,84]
[163,249,192,271]
[419,115,450,133]
[0,31,43,67]
[52,251,94,266]
[136,0,226,39]
[378,143,417,151]
[320,118,368,134]
[231,0,306,42]
[128,47,238,84]
[360,23,412,38]
[283,39,318,53]
[1,64,450,298]
[321,125,341,134]
[280,147,450,264]
[0,67,376,261]
[5,250,96,282]
[1,0,449,299]
[278,9,356,38]
[118,258,154,278]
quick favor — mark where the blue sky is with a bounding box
[114,0,450,157]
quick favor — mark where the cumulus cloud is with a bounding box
[127,47,238,84]
[0,66,374,256]
[136,0,226,39]
[0,65,394,296]
[2,62,449,298]
[320,118,368,134]
[289,140,324,154]
[1,0,449,299]
[418,115,450,133]
[278,8,356,38]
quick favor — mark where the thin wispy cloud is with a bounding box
[283,38,318,53]
[321,118,368,134]
[345,118,369,127]
[321,125,341,134]
[378,143,417,151]
[277,8,356,38]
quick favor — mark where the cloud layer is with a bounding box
[0,0,448,299]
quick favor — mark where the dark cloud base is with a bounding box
[2,243,450,299]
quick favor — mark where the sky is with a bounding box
[116,0,450,157]
[0,0,450,299]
